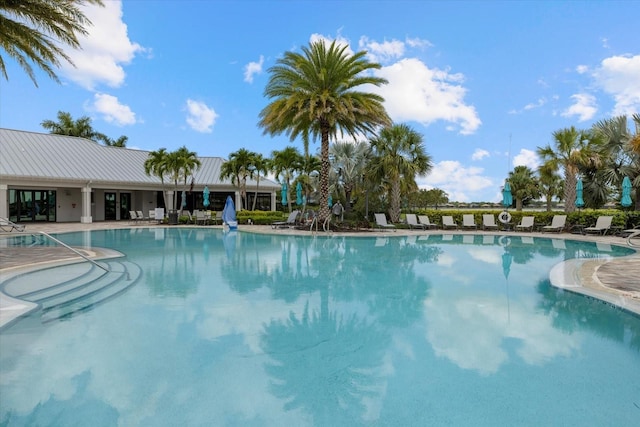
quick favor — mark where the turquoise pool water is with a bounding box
[1,229,639,426]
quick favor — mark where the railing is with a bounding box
[35,231,110,273]
[627,230,640,248]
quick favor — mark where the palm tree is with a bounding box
[538,162,563,211]
[165,147,200,212]
[249,153,269,211]
[270,146,303,213]
[369,124,433,222]
[259,40,391,223]
[219,148,258,210]
[508,166,540,211]
[329,141,371,213]
[41,111,107,142]
[1,0,103,86]
[594,115,640,210]
[537,126,601,213]
[144,148,169,208]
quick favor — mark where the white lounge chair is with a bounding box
[541,215,566,233]
[462,214,477,230]
[418,215,438,229]
[136,210,149,223]
[406,213,426,229]
[0,217,25,232]
[129,210,140,224]
[272,210,299,228]
[441,216,458,230]
[482,214,499,231]
[584,216,613,235]
[515,216,535,232]
[374,213,396,231]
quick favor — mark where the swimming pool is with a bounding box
[1,229,639,426]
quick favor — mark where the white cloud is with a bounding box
[90,93,137,126]
[419,160,493,202]
[359,36,405,64]
[405,37,433,49]
[561,93,597,121]
[185,99,218,133]
[592,54,640,116]
[472,149,490,161]
[309,33,353,55]
[512,148,540,170]
[243,55,264,83]
[373,58,481,135]
[61,1,144,90]
[576,65,589,74]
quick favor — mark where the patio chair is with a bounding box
[541,215,566,233]
[137,210,149,223]
[482,214,499,231]
[0,217,25,232]
[129,211,140,224]
[196,210,210,225]
[584,215,613,235]
[441,215,458,230]
[272,210,299,228]
[374,213,396,231]
[515,216,535,232]
[418,215,438,229]
[462,214,477,230]
[406,213,426,229]
[619,224,640,238]
[211,211,223,225]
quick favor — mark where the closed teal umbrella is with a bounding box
[328,195,333,208]
[203,186,210,208]
[281,183,287,205]
[181,191,187,208]
[621,176,632,208]
[296,182,303,205]
[575,179,585,208]
[502,182,512,208]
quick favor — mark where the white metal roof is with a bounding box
[0,128,278,190]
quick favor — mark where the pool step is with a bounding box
[2,259,142,323]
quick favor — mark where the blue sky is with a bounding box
[1,0,639,202]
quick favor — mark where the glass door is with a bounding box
[120,193,131,221]
[105,192,116,220]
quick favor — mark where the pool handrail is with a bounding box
[627,229,640,248]
[35,231,110,273]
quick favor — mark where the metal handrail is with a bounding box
[35,231,110,273]
[627,230,640,248]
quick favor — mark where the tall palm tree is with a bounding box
[249,152,268,211]
[165,146,200,212]
[329,141,371,213]
[538,162,563,211]
[144,148,169,208]
[369,124,433,222]
[1,0,103,86]
[41,111,107,142]
[270,146,303,213]
[537,126,601,213]
[508,165,540,211]
[259,40,391,223]
[219,148,258,210]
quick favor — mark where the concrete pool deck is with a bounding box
[1,221,639,328]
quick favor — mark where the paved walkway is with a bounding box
[1,221,639,328]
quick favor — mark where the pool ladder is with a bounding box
[627,230,640,248]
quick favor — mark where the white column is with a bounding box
[81,186,93,223]
[235,191,241,211]
[271,192,276,211]
[166,190,175,211]
[0,184,7,219]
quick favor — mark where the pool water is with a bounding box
[1,229,639,426]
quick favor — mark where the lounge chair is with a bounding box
[541,215,566,233]
[196,210,210,225]
[462,214,477,230]
[418,215,438,229]
[137,210,149,223]
[129,210,140,224]
[406,213,426,229]
[515,216,535,232]
[211,211,222,225]
[441,215,458,230]
[482,214,499,231]
[272,210,299,228]
[0,217,25,232]
[619,225,640,238]
[374,213,396,231]
[584,215,613,235]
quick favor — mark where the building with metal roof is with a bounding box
[0,128,279,223]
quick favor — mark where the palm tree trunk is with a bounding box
[564,168,577,213]
[252,176,260,211]
[390,178,401,222]
[319,129,331,222]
